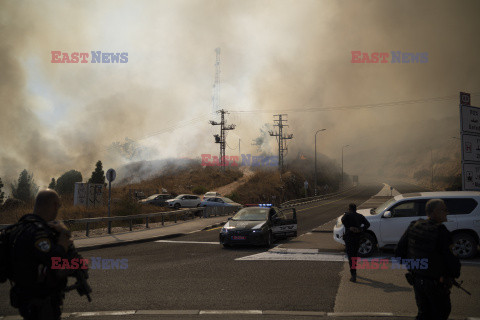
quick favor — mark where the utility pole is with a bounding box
[341,145,350,189]
[269,114,293,172]
[210,109,235,170]
[431,148,434,190]
[211,48,221,115]
[315,129,326,195]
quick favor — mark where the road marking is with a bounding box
[200,310,262,315]
[1,309,472,318]
[207,226,222,231]
[68,311,136,316]
[155,240,220,245]
[327,312,394,317]
[237,251,348,261]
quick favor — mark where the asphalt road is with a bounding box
[1,182,434,319]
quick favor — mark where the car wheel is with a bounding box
[174,203,181,210]
[293,231,298,237]
[265,231,273,248]
[196,203,201,207]
[358,233,376,257]
[452,233,478,259]
[222,243,231,249]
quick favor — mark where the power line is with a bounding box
[230,93,480,114]
[104,114,210,151]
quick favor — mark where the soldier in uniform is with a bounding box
[8,189,73,320]
[341,203,370,282]
[395,199,461,320]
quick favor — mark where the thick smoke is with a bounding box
[0,0,479,190]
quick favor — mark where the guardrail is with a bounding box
[280,186,358,208]
[0,206,240,235]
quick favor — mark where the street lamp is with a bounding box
[341,145,350,189]
[314,129,326,195]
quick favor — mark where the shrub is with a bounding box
[192,185,208,195]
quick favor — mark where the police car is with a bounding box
[219,204,297,248]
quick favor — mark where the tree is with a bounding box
[48,178,56,190]
[11,169,38,202]
[88,160,105,184]
[0,177,5,205]
[56,170,82,195]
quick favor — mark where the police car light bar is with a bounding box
[244,204,273,207]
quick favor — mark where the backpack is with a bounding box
[0,226,12,283]
[0,223,21,283]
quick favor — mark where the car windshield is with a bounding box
[146,195,159,200]
[374,198,397,215]
[174,195,184,199]
[232,208,268,221]
[222,197,234,203]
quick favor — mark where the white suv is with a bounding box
[166,194,201,209]
[333,191,480,259]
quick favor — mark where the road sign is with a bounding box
[462,134,480,162]
[462,163,480,190]
[460,92,471,106]
[461,105,480,134]
[106,168,116,182]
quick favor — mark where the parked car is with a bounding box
[219,205,297,248]
[200,197,242,208]
[203,191,221,200]
[166,194,202,209]
[333,191,480,259]
[138,194,173,206]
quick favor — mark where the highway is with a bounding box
[3,181,478,319]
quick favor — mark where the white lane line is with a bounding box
[187,229,202,234]
[68,311,136,316]
[155,240,220,245]
[270,248,320,254]
[327,312,395,317]
[200,310,262,315]
[237,251,348,261]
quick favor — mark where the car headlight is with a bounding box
[221,227,231,233]
[335,219,343,228]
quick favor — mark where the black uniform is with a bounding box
[8,214,69,320]
[395,219,461,320]
[341,211,370,277]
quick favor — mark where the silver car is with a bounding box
[166,194,201,209]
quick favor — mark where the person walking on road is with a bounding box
[341,203,370,282]
[395,199,461,320]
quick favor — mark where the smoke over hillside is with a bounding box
[0,0,479,190]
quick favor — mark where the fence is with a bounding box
[0,206,238,235]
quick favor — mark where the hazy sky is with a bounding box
[1,0,479,187]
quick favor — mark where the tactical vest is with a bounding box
[407,219,444,279]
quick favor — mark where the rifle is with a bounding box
[64,266,92,302]
[52,226,93,302]
[452,280,471,295]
